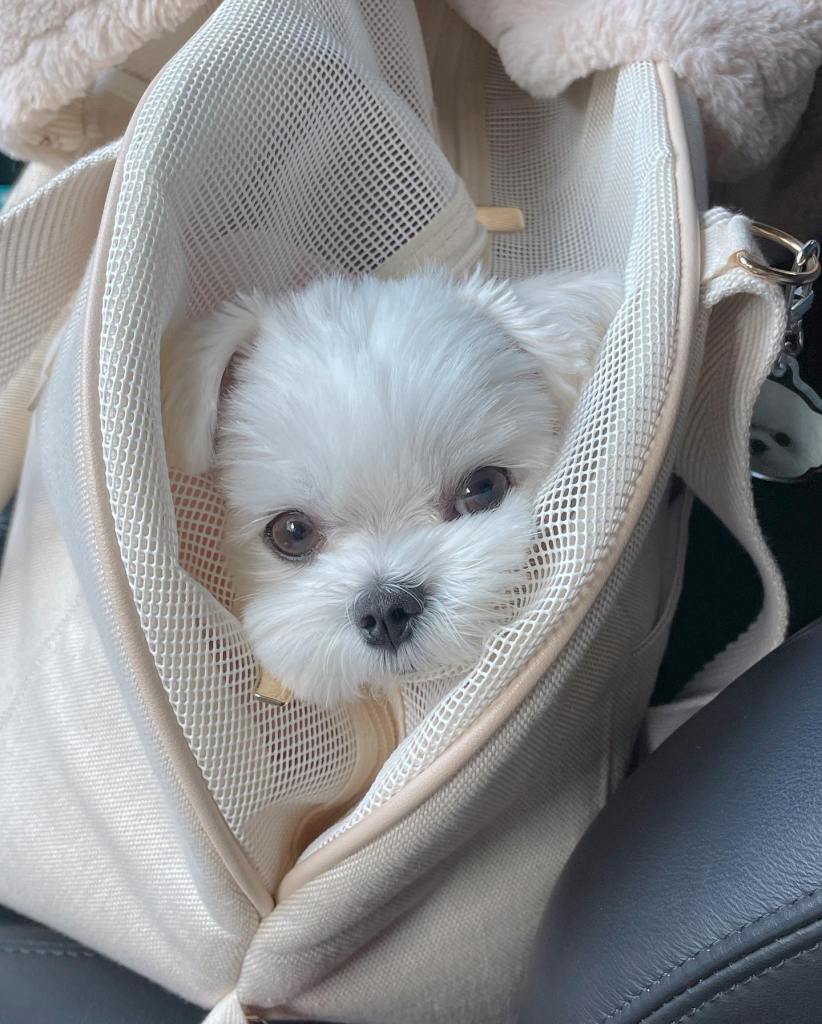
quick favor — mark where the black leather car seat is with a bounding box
[521,616,822,1024]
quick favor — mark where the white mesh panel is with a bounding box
[308,60,679,853]
[97,0,459,883]
[91,0,679,879]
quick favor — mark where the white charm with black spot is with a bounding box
[750,356,822,482]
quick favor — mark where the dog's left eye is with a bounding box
[453,466,511,516]
[264,510,322,559]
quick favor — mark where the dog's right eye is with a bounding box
[453,466,511,516]
[264,510,322,559]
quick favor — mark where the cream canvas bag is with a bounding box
[0,2,788,1021]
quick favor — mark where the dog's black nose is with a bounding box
[355,584,426,650]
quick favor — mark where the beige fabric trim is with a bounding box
[375,180,486,280]
[277,61,701,901]
[79,93,274,918]
[417,0,492,207]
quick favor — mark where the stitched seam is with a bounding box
[0,592,84,737]
[0,945,97,958]
[670,937,822,1023]
[601,882,822,1021]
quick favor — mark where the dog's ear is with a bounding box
[161,292,265,475]
[459,268,623,415]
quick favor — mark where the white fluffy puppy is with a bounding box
[162,268,621,705]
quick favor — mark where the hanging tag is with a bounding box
[736,224,822,482]
[254,669,292,706]
[751,356,822,482]
[475,206,525,232]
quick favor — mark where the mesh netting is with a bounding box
[94,0,678,881]
[96,0,464,884]
[306,58,678,853]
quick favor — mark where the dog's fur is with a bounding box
[162,268,622,705]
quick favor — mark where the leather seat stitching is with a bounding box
[669,936,822,1023]
[0,944,97,958]
[602,882,822,1021]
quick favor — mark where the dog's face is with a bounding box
[162,269,620,705]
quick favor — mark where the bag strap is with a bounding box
[647,209,790,747]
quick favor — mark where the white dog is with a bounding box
[162,268,621,705]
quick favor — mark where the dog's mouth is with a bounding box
[373,647,416,675]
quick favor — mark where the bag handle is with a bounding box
[0,145,117,507]
[649,210,797,748]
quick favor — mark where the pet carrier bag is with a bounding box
[0,1,791,1021]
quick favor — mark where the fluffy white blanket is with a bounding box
[1,0,820,178]
[449,0,822,180]
[0,0,206,161]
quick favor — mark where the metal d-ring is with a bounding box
[733,222,821,285]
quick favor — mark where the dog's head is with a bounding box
[162,269,620,704]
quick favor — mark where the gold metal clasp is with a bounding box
[733,221,821,286]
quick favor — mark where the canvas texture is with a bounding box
[0,1,786,1019]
